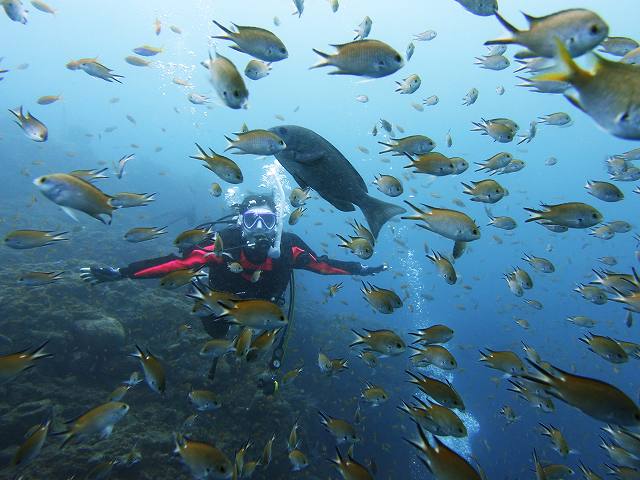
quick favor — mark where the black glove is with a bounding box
[79,266,123,285]
[360,263,388,276]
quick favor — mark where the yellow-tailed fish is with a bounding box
[350,329,405,356]
[124,226,167,243]
[4,230,68,249]
[0,340,52,384]
[336,234,373,259]
[311,39,404,78]
[33,173,116,223]
[479,349,526,375]
[485,10,608,59]
[55,402,129,448]
[129,345,166,394]
[9,106,48,141]
[66,58,123,83]
[318,410,359,444]
[110,192,155,208]
[159,267,207,290]
[174,225,215,250]
[224,129,285,155]
[426,251,457,284]
[188,390,222,411]
[212,21,288,62]
[190,144,243,184]
[202,51,248,110]
[216,299,287,329]
[330,447,372,479]
[402,201,480,242]
[409,325,454,345]
[518,360,640,426]
[406,370,465,410]
[524,202,602,228]
[406,424,481,479]
[535,39,640,140]
[11,412,52,467]
[174,433,233,479]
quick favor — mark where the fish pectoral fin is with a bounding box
[60,206,80,222]
[100,424,114,439]
[565,94,586,113]
[291,151,325,165]
[324,196,356,212]
[514,50,537,59]
[290,172,310,190]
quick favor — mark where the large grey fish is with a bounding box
[268,125,405,239]
[453,0,497,17]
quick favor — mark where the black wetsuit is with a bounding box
[119,226,366,336]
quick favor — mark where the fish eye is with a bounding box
[279,140,285,145]
[394,54,402,62]
[592,213,598,218]
[233,90,240,97]
[219,466,226,473]
[280,48,287,54]
[280,315,285,320]
[590,24,600,35]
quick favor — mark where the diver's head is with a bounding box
[239,193,278,253]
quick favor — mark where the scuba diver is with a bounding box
[80,193,387,389]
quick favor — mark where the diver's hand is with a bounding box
[360,263,388,276]
[79,266,123,284]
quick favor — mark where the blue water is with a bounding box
[1,0,639,479]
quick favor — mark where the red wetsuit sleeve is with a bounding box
[120,244,224,278]
[288,233,364,276]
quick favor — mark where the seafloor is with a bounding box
[0,229,414,479]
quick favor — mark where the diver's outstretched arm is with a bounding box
[80,245,226,283]
[79,265,124,284]
[288,233,387,276]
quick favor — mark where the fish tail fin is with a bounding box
[223,135,235,151]
[31,339,53,360]
[484,11,518,47]
[519,359,557,389]
[401,200,426,219]
[336,233,350,248]
[191,143,208,159]
[310,49,331,69]
[534,38,586,83]
[349,329,365,347]
[397,400,413,416]
[8,105,23,120]
[52,428,73,449]
[129,344,144,359]
[404,423,432,457]
[356,194,406,239]
[523,207,543,223]
[377,141,393,154]
[211,20,234,38]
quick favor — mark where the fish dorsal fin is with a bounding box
[522,12,544,25]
